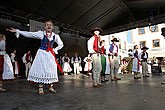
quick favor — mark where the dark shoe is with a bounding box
[145,75,150,77]
[101,79,105,82]
[105,79,109,82]
[134,77,139,79]
[97,83,104,86]
[115,77,121,80]
[49,89,57,94]
[111,79,117,81]
[161,82,165,85]
[134,76,141,79]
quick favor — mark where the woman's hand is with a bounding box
[6,27,16,33]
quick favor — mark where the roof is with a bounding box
[0,0,165,35]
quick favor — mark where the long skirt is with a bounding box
[0,54,14,81]
[132,58,140,73]
[63,62,72,72]
[27,49,59,84]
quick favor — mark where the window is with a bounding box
[139,41,146,49]
[138,27,145,35]
[151,25,158,32]
[152,39,160,48]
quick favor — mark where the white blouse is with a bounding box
[16,30,64,54]
[0,40,6,55]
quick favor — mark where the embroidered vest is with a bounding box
[40,34,55,50]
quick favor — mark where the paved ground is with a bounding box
[0,74,165,110]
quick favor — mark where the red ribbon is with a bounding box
[46,47,64,74]
[88,60,90,72]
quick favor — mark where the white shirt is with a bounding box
[71,56,81,64]
[0,40,6,55]
[62,56,70,63]
[143,52,148,59]
[22,53,33,63]
[11,53,16,62]
[112,45,118,53]
[87,36,100,54]
[16,30,64,54]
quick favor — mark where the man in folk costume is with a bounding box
[10,49,19,78]
[0,34,14,92]
[132,45,141,79]
[161,27,165,85]
[71,53,81,75]
[22,50,33,78]
[8,20,64,95]
[139,46,150,77]
[62,53,72,75]
[109,38,121,81]
[88,28,104,87]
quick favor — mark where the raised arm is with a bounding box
[7,27,43,39]
[53,34,64,54]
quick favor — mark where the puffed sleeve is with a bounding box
[16,29,43,39]
[53,34,64,54]
[88,37,95,53]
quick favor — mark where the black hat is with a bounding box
[111,38,119,42]
[141,46,149,50]
[90,28,103,34]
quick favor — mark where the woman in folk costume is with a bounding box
[100,40,107,82]
[132,45,141,79]
[11,49,19,78]
[104,45,110,81]
[139,46,150,77]
[8,20,64,95]
[0,34,14,92]
[87,28,104,87]
[84,54,92,75]
[109,38,121,81]
[62,53,72,75]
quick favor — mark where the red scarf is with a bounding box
[93,35,100,52]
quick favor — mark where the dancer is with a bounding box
[132,45,141,79]
[84,54,92,76]
[121,59,128,74]
[22,50,33,78]
[0,34,14,92]
[100,40,106,82]
[62,53,72,75]
[8,20,64,95]
[161,28,165,84]
[71,53,81,75]
[139,46,150,77]
[10,49,19,78]
[88,28,104,87]
[109,38,121,81]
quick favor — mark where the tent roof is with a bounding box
[0,0,165,35]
